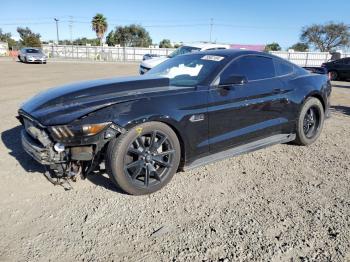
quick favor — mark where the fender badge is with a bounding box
[136,127,143,135]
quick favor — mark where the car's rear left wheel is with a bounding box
[106,122,181,195]
[329,71,338,81]
[294,97,324,146]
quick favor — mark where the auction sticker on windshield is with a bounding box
[201,55,225,62]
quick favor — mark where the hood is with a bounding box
[141,56,168,69]
[20,75,170,126]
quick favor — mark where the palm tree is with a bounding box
[91,13,108,46]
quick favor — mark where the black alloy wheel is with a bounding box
[303,106,320,139]
[294,97,324,146]
[124,131,175,188]
[106,121,181,195]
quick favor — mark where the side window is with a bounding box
[334,59,346,65]
[220,55,275,81]
[343,58,350,65]
[274,59,293,76]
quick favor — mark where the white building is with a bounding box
[0,42,9,56]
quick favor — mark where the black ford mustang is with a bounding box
[18,50,331,195]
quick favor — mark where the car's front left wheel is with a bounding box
[106,122,181,195]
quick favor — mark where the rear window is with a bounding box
[274,59,293,76]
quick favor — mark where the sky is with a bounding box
[1,0,350,49]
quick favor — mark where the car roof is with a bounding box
[186,48,269,58]
[184,43,230,49]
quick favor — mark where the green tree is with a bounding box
[289,42,309,52]
[301,22,350,52]
[17,27,41,47]
[106,24,152,47]
[264,42,282,52]
[159,39,172,48]
[91,13,108,46]
[0,28,16,49]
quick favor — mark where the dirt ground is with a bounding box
[0,58,349,261]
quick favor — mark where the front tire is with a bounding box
[294,97,324,146]
[106,122,181,195]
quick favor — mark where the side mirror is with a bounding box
[219,74,248,87]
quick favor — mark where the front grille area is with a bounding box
[19,113,52,147]
[21,129,51,165]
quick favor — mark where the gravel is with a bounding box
[0,59,349,261]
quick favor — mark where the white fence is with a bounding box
[42,44,176,62]
[20,44,350,65]
[271,51,350,66]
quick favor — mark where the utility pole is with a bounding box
[69,16,73,44]
[69,16,73,58]
[54,18,59,44]
[209,18,213,43]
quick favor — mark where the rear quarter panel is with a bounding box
[288,73,331,119]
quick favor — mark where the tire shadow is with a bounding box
[331,105,350,116]
[86,172,127,194]
[1,125,44,173]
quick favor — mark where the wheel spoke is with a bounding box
[152,169,161,181]
[136,137,145,149]
[144,165,150,186]
[154,135,168,150]
[128,147,143,156]
[126,160,144,170]
[155,149,175,157]
[131,165,143,180]
[153,156,172,167]
[149,131,157,150]
[309,109,314,122]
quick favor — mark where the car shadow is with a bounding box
[331,105,350,116]
[332,83,350,89]
[86,172,127,194]
[1,125,44,173]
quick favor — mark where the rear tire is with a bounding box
[106,122,181,195]
[329,71,338,81]
[294,97,324,146]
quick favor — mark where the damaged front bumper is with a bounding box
[18,112,122,179]
[21,129,59,165]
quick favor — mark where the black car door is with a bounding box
[207,55,288,153]
[341,58,350,78]
[332,58,350,78]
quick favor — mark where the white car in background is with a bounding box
[139,43,230,74]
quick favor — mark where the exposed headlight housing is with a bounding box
[49,122,111,140]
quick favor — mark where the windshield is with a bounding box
[147,53,227,87]
[168,46,201,58]
[26,49,41,54]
